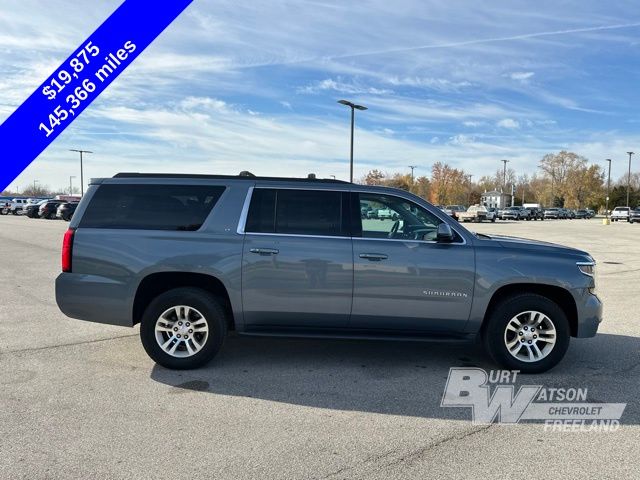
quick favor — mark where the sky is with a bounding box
[1,0,640,192]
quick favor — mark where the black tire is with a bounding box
[140,287,227,369]
[482,293,570,374]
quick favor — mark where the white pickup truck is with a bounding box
[457,205,496,223]
[5,198,30,215]
[611,206,630,222]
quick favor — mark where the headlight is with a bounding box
[577,262,595,276]
[577,261,597,294]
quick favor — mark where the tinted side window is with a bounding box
[276,190,342,236]
[245,189,276,233]
[245,189,345,236]
[80,184,225,230]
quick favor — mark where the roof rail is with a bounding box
[112,172,350,183]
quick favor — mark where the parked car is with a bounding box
[611,206,631,222]
[575,209,589,219]
[56,202,79,221]
[528,207,545,221]
[518,207,532,221]
[24,199,51,218]
[444,205,466,220]
[7,198,30,215]
[55,172,602,373]
[629,208,640,224]
[501,206,522,220]
[544,208,561,219]
[38,200,65,219]
[0,199,11,215]
[457,205,496,223]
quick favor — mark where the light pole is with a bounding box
[466,174,473,205]
[33,180,38,194]
[408,165,417,183]
[626,151,634,207]
[69,176,76,195]
[501,159,509,191]
[70,149,93,197]
[337,100,367,182]
[550,167,556,207]
[605,159,612,221]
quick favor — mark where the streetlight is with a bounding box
[501,159,509,190]
[626,151,634,207]
[337,100,367,182]
[70,149,93,197]
[33,180,39,194]
[408,165,417,183]
[605,159,612,221]
[69,176,76,196]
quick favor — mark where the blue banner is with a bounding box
[0,0,194,190]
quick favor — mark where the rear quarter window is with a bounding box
[79,184,225,230]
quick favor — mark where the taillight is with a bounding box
[62,228,75,272]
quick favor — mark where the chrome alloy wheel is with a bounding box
[155,305,209,358]
[503,310,556,363]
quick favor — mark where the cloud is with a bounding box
[509,71,535,81]
[298,78,392,95]
[326,22,640,61]
[497,118,520,129]
[384,76,472,92]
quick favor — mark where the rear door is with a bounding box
[240,187,353,329]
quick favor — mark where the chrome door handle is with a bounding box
[250,248,279,255]
[359,253,388,261]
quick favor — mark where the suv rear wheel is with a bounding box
[483,294,570,373]
[140,287,227,369]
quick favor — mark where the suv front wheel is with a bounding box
[483,294,570,373]
[140,287,227,369]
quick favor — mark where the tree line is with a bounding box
[360,150,638,210]
[1,184,79,198]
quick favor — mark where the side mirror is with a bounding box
[436,223,454,243]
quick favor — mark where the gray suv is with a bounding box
[55,173,602,373]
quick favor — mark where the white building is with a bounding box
[481,190,513,209]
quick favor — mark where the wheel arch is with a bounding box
[482,283,578,337]
[133,272,235,330]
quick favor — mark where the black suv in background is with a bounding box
[56,202,79,221]
[528,207,545,220]
[24,200,50,218]
[38,200,64,219]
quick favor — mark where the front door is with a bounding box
[241,187,353,329]
[351,192,475,333]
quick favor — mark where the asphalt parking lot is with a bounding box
[1,215,639,479]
